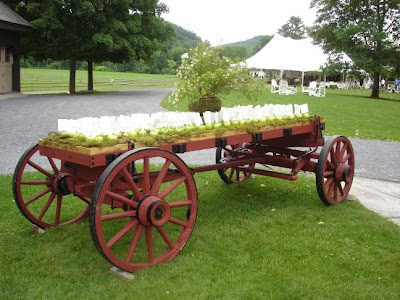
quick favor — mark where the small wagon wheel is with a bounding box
[216,144,255,184]
[13,144,90,228]
[89,147,198,272]
[316,136,355,205]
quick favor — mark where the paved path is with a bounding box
[1,90,399,224]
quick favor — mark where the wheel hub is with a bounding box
[51,173,73,195]
[335,163,353,183]
[137,196,171,227]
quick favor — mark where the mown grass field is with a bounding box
[1,171,399,299]
[21,68,178,92]
[162,87,400,142]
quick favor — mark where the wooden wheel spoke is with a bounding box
[169,217,187,227]
[47,157,59,174]
[333,182,339,203]
[227,168,235,181]
[168,200,192,208]
[327,181,335,201]
[338,182,344,196]
[342,153,352,164]
[105,190,138,209]
[121,168,142,200]
[25,187,52,205]
[20,180,51,185]
[324,171,334,178]
[159,176,186,200]
[324,177,334,191]
[325,159,335,170]
[329,148,336,165]
[27,160,52,178]
[125,224,144,262]
[335,142,341,162]
[107,218,138,248]
[76,195,91,205]
[38,192,56,221]
[142,156,150,195]
[151,159,172,195]
[145,227,154,263]
[338,143,348,161]
[156,227,174,249]
[101,210,136,221]
[55,194,62,225]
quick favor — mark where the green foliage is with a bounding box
[162,87,400,142]
[310,0,400,98]
[1,172,400,298]
[223,35,274,57]
[221,45,249,61]
[94,66,107,72]
[8,0,174,93]
[251,35,274,55]
[278,16,307,39]
[170,43,266,107]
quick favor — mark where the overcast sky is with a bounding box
[161,0,317,45]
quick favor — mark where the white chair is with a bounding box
[302,81,317,95]
[314,83,326,97]
[278,81,295,95]
[270,79,279,93]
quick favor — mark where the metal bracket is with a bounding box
[283,128,292,137]
[215,138,227,148]
[172,143,187,154]
[252,132,263,142]
[105,153,122,164]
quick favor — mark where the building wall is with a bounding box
[0,28,21,93]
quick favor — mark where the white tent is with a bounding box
[245,34,352,73]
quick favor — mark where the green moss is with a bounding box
[42,115,315,149]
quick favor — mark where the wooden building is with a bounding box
[0,1,32,93]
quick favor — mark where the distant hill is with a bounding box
[223,36,264,51]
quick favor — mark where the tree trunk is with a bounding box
[370,72,380,99]
[87,60,93,91]
[69,55,77,94]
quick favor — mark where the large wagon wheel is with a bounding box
[13,144,90,228]
[216,144,255,184]
[90,147,198,272]
[316,136,355,206]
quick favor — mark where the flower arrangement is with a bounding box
[170,43,266,120]
[42,104,312,149]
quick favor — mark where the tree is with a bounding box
[310,0,400,99]
[7,0,174,93]
[278,16,306,40]
[251,35,274,55]
[221,45,249,61]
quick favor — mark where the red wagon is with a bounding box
[13,115,355,273]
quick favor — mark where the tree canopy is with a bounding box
[6,0,174,93]
[310,0,400,99]
[277,16,306,40]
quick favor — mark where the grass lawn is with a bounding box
[21,68,178,92]
[162,87,400,142]
[1,170,400,299]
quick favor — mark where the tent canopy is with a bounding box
[245,34,352,72]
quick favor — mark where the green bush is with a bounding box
[94,66,107,71]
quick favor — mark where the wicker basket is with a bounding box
[188,94,222,114]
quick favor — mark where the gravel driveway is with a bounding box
[1,89,399,183]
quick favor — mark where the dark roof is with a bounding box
[0,1,32,31]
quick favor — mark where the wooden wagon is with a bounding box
[13,115,354,272]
